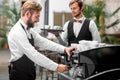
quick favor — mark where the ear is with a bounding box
[81,5,84,12]
[25,11,31,18]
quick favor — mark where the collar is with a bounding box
[19,19,28,30]
[73,16,86,21]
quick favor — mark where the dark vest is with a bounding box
[67,19,92,46]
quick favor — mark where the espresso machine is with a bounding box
[58,44,120,80]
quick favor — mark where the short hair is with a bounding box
[69,0,83,9]
[21,0,42,16]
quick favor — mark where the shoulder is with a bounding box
[64,19,74,26]
[86,18,96,24]
[85,18,96,26]
[84,18,91,22]
[9,22,21,34]
[88,19,98,30]
[8,21,25,39]
[63,21,70,27]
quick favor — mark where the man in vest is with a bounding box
[54,0,101,46]
[52,0,101,79]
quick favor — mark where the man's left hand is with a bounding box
[64,46,77,56]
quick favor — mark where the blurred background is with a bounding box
[0,0,120,49]
[0,0,120,80]
[0,0,120,48]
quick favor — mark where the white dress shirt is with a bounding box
[58,16,101,46]
[8,19,66,71]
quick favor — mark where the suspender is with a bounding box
[20,23,34,46]
[20,23,31,37]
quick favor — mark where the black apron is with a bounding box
[9,24,36,80]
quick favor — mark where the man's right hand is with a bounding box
[48,31,60,37]
[57,64,68,73]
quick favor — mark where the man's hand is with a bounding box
[57,64,68,73]
[48,31,60,37]
[64,46,77,56]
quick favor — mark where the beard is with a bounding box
[27,17,34,28]
[74,11,81,18]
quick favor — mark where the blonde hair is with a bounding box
[69,0,83,9]
[21,0,42,16]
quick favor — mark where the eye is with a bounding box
[36,16,39,19]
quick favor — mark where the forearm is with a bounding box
[57,36,68,46]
